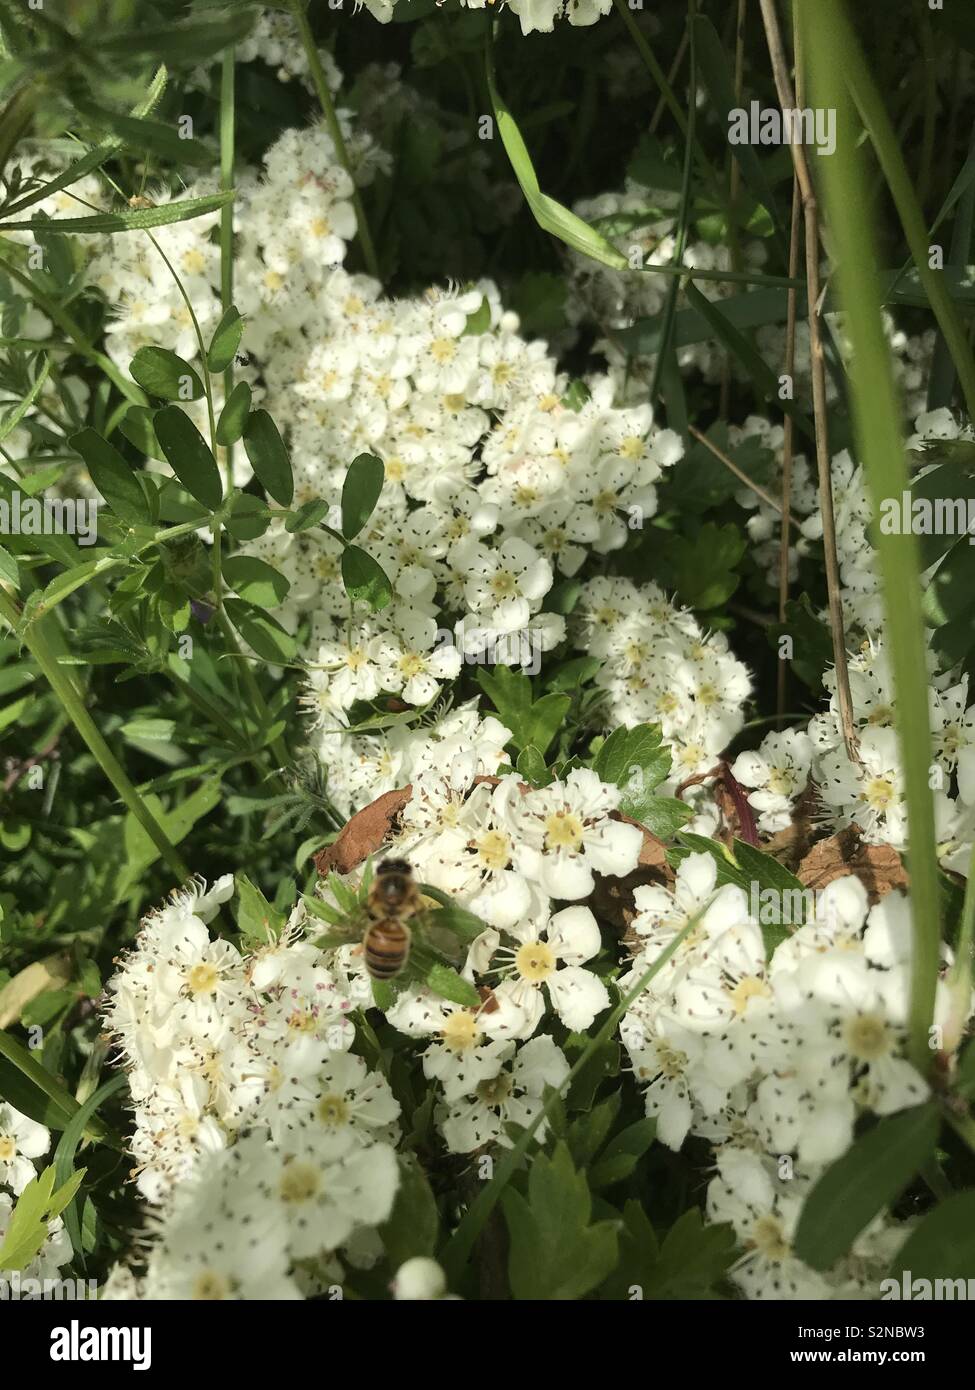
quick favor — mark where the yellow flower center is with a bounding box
[515,940,556,983]
[843,1012,892,1061]
[477,830,512,871]
[317,1094,349,1127]
[489,569,517,599]
[751,1214,791,1261]
[0,1136,16,1162]
[187,962,219,997]
[730,975,771,1015]
[618,435,645,460]
[398,652,426,679]
[865,776,896,812]
[192,1269,232,1300]
[476,1073,513,1107]
[441,1012,481,1053]
[279,1161,321,1204]
[544,811,585,854]
[430,337,456,364]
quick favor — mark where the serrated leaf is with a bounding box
[235,874,285,943]
[424,962,480,1008]
[502,1141,619,1299]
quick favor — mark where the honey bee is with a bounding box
[361,858,423,981]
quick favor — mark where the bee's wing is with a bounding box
[305,900,369,950]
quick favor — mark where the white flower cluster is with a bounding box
[356,0,613,36]
[619,856,967,1298]
[103,875,402,1297]
[568,183,768,390]
[571,575,752,782]
[566,185,933,418]
[0,1102,72,1286]
[316,763,644,1152]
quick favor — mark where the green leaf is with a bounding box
[118,405,164,461]
[153,406,223,511]
[242,409,294,507]
[794,1103,941,1270]
[515,744,552,787]
[341,545,393,611]
[221,555,290,608]
[224,598,297,664]
[130,347,203,402]
[589,1118,657,1190]
[502,1141,619,1299]
[379,1157,439,1267]
[424,962,480,1008]
[235,874,285,943]
[341,453,385,539]
[0,544,18,587]
[593,723,671,807]
[53,1074,126,1258]
[462,296,491,336]
[422,904,490,945]
[224,494,271,543]
[643,1208,737,1298]
[768,594,833,694]
[70,427,148,524]
[0,355,50,445]
[286,499,333,534]
[216,381,252,447]
[476,666,569,756]
[888,1191,975,1285]
[2,190,236,236]
[71,102,213,167]
[207,307,244,374]
[486,41,627,273]
[0,1167,59,1271]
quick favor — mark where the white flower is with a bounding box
[440,1035,569,1153]
[481,906,611,1039]
[510,767,643,898]
[0,1104,50,1194]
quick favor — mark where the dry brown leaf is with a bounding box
[314,786,413,877]
[797,825,909,902]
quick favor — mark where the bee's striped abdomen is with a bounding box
[363,918,411,980]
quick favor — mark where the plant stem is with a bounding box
[801,0,942,1074]
[290,0,380,281]
[649,0,697,414]
[837,4,975,421]
[0,586,191,882]
[760,0,859,768]
[777,173,802,723]
[220,43,236,484]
